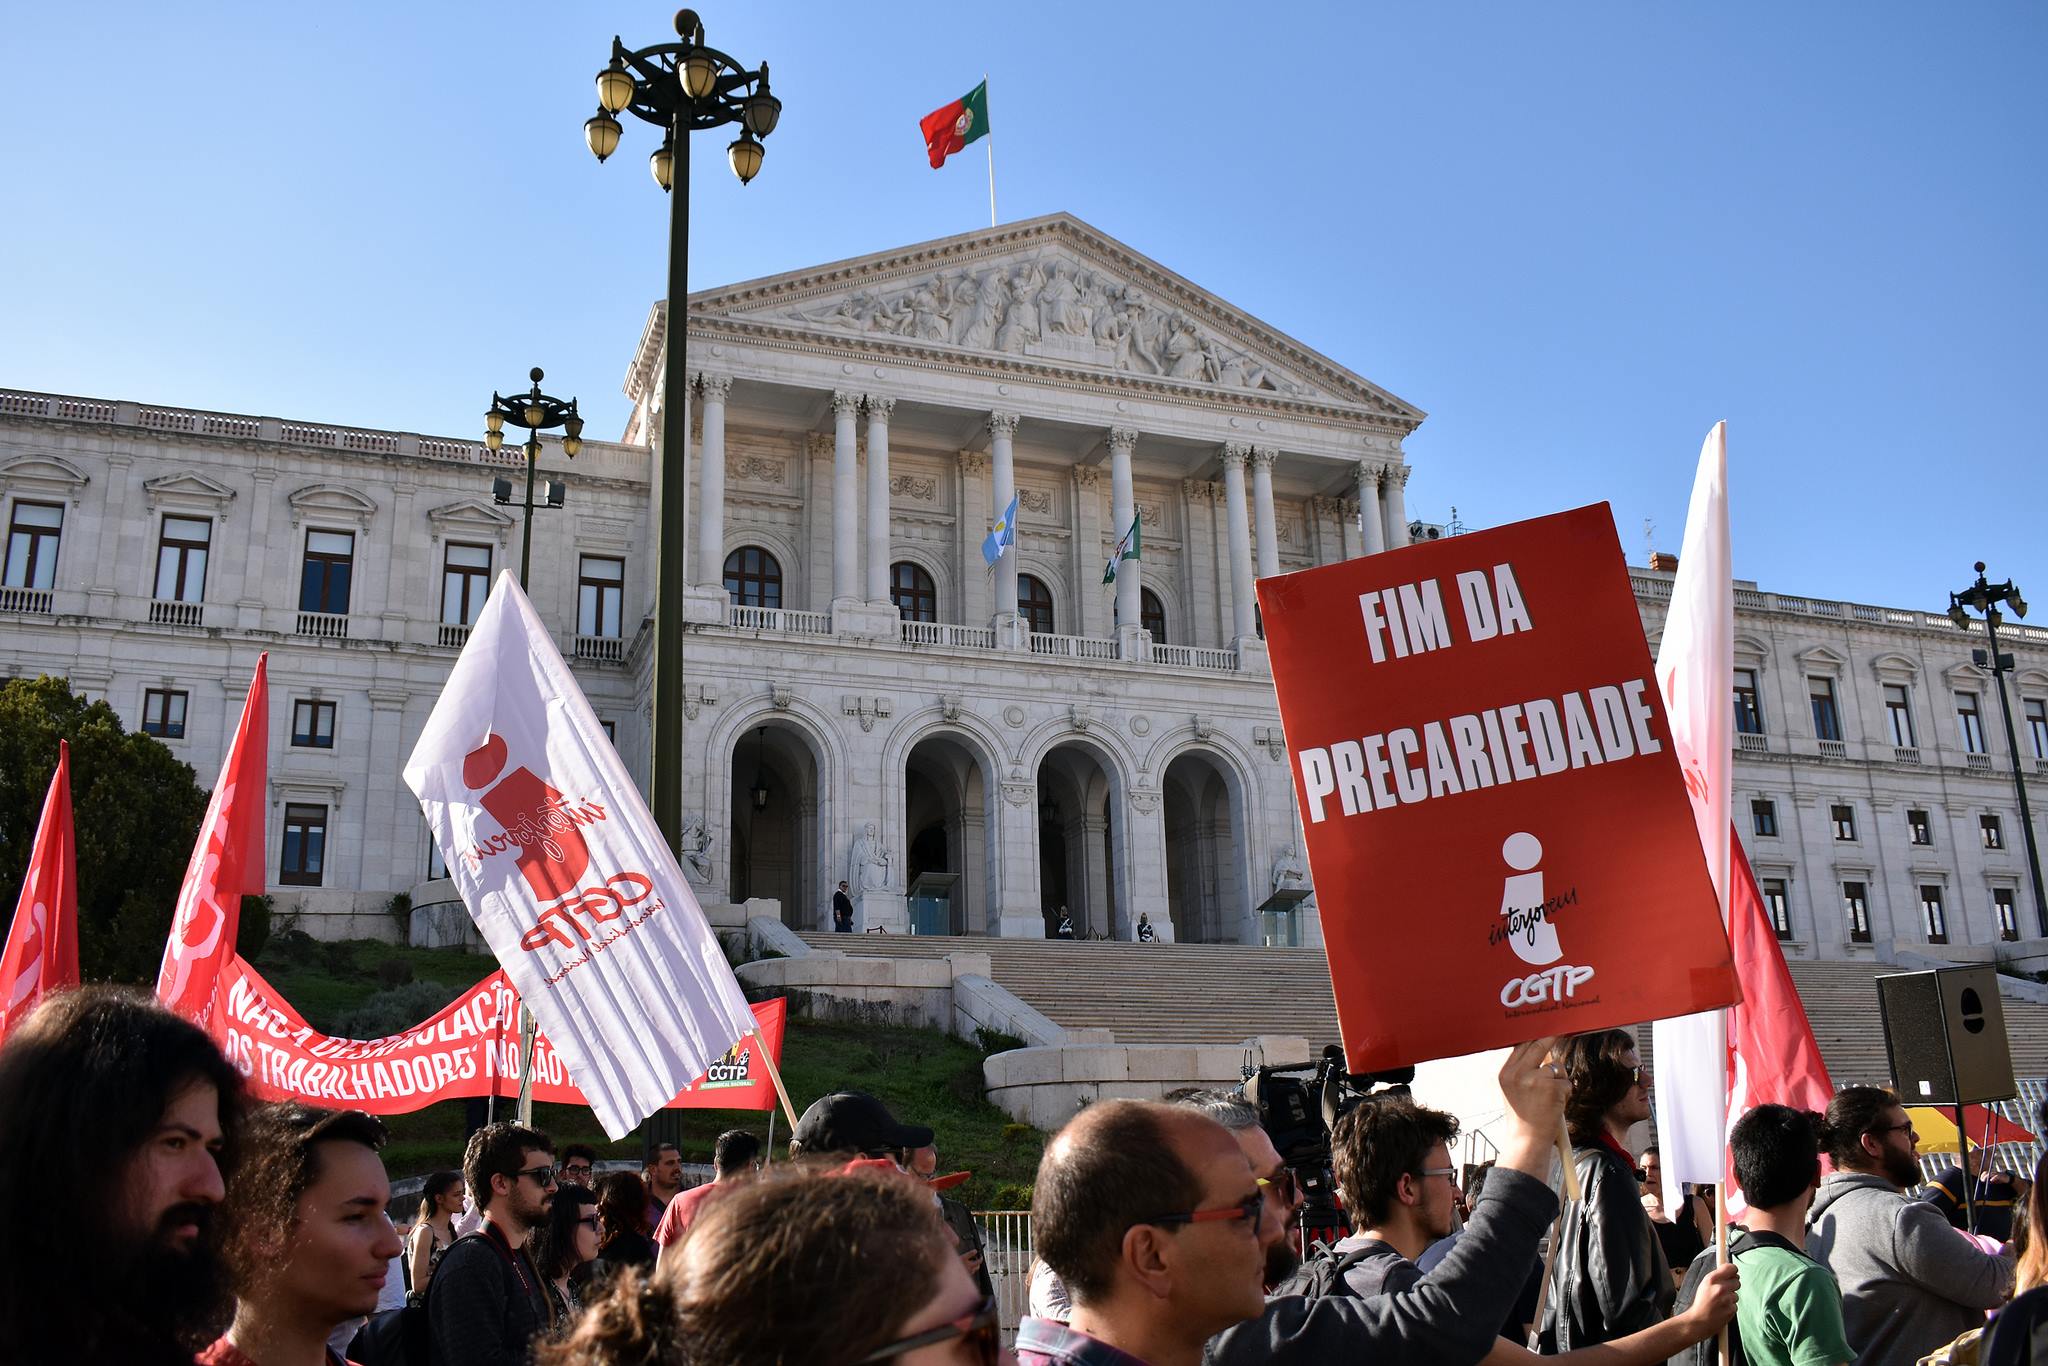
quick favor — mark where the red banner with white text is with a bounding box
[210,955,785,1114]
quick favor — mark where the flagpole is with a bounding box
[983,74,996,227]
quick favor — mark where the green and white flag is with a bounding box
[1102,513,1141,584]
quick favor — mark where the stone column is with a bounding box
[989,411,1020,634]
[238,468,276,631]
[1119,788,1172,941]
[1357,462,1387,557]
[955,451,989,624]
[1384,465,1412,549]
[994,776,1043,937]
[696,374,730,588]
[381,483,416,639]
[1250,446,1280,581]
[1108,428,1142,643]
[1075,467,1108,639]
[831,390,861,606]
[1220,443,1257,642]
[863,396,894,605]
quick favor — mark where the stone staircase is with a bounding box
[798,933,2048,1086]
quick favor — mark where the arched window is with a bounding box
[890,560,938,622]
[723,546,782,608]
[1141,588,1167,643]
[1018,574,1055,635]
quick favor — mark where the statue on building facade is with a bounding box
[849,821,892,893]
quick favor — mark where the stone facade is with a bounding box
[1635,567,2048,961]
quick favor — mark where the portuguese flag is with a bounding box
[920,80,990,169]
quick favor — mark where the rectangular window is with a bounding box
[1809,677,1842,743]
[3,501,63,590]
[1983,814,2005,850]
[441,542,491,626]
[1995,888,2019,942]
[280,804,328,886]
[427,838,448,880]
[1920,885,1948,944]
[578,556,624,638]
[1733,669,1765,735]
[299,530,355,615]
[153,516,212,602]
[1908,808,1933,846]
[1831,803,1856,841]
[1958,693,1986,754]
[141,688,188,739]
[600,719,617,743]
[1752,799,1778,838]
[1883,684,1916,748]
[1844,882,1871,943]
[2027,699,2048,760]
[291,699,336,748]
[1761,878,1792,940]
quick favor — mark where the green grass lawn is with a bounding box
[247,937,1044,1210]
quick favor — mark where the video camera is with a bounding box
[1241,1044,1416,1244]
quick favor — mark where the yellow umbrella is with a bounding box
[1905,1105,2036,1156]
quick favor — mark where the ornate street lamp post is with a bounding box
[584,9,780,854]
[484,368,583,586]
[1949,562,2047,938]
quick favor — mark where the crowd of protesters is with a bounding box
[7,987,2048,1366]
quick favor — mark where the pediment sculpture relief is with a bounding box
[777,255,1307,396]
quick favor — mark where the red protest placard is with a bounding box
[1259,503,1737,1072]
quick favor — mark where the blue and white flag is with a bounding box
[982,492,1020,569]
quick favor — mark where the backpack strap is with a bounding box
[1730,1229,1816,1263]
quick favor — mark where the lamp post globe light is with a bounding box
[1948,561,2048,939]
[484,367,583,586]
[586,9,779,854]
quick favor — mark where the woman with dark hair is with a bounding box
[407,1169,464,1302]
[0,985,248,1366]
[1541,1028,1673,1351]
[592,1170,657,1276]
[530,1183,600,1329]
[202,1102,404,1366]
[538,1166,999,1366]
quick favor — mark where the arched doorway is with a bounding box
[904,732,996,935]
[1164,750,1250,943]
[729,722,820,929]
[1036,743,1119,938]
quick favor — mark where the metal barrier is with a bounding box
[974,1210,1035,1346]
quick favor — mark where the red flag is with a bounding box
[1724,831,1834,1212]
[0,740,79,1043]
[158,654,269,1027]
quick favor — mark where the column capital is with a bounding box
[1220,441,1252,468]
[697,373,734,401]
[1106,426,1140,454]
[1249,446,1278,470]
[1389,464,1412,488]
[957,449,988,476]
[806,432,835,459]
[831,389,863,418]
[1356,460,1382,494]
[1076,465,1103,491]
[864,394,896,420]
[987,410,1020,439]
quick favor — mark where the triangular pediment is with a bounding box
[687,213,1423,422]
[143,470,237,510]
[425,497,517,533]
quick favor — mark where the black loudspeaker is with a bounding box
[1875,967,2016,1105]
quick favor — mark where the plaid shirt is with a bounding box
[1014,1316,1154,1366]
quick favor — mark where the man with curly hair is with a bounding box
[1541,1028,1674,1351]
[200,1104,404,1365]
[0,987,246,1366]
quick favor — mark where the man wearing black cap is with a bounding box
[789,1091,933,1160]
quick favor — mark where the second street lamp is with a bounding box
[585,8,779,856]
[1949,561,2048,940]
[484,367,583,586]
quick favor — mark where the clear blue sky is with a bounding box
[4,2,2041,611]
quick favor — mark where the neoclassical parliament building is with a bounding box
[3,214,2043,960]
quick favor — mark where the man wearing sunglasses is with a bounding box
[1166,1088,1309,1286]
[1807,1086,2013,1366]
[428,1122,557,1366]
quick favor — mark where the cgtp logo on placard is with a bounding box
[698,1039,754,1088]
[1491,832,1596,1010]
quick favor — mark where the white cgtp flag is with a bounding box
[403,572,757,1138]
[1650,422,1736,1213]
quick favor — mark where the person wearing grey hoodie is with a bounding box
[1805,1086,2013,1366]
